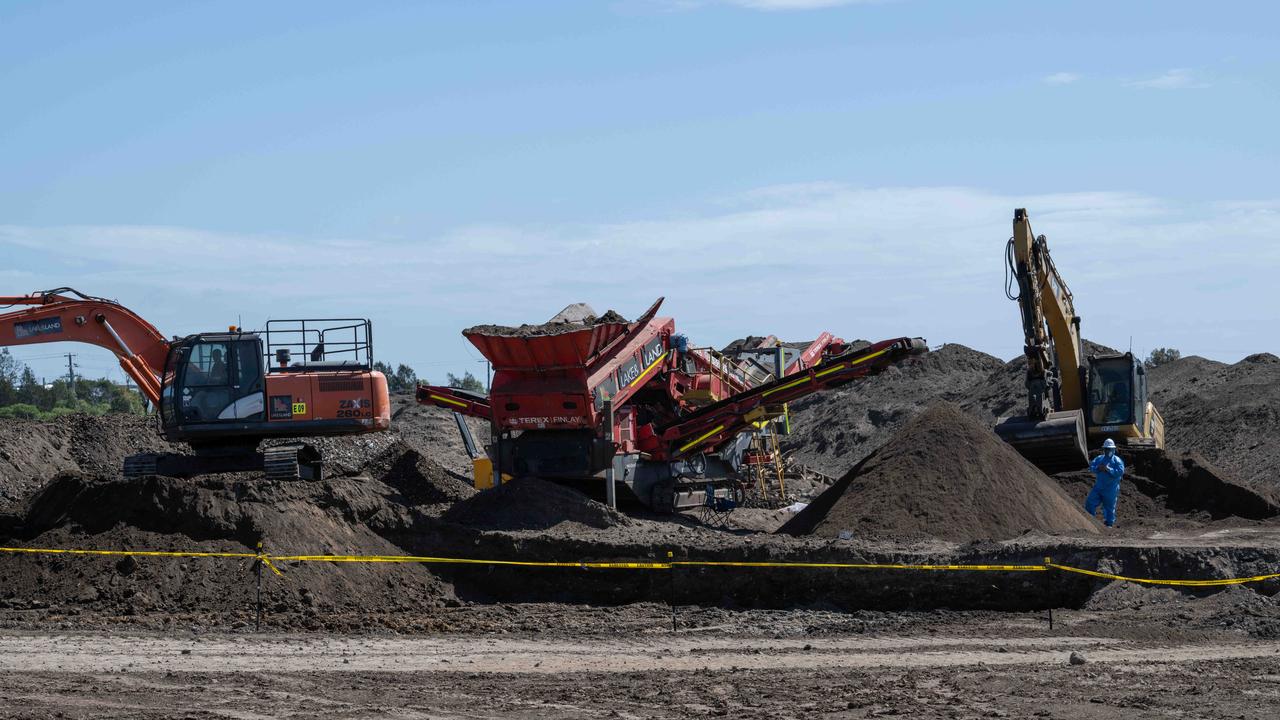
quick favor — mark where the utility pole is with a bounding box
[65,353,77,399]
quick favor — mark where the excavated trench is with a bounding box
[384,522,1280,611]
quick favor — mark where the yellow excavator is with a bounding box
[995,208,1165,472]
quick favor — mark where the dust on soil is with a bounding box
[780,403,1099,541]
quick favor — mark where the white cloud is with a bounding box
[1042,72,1081,85]
[4,185,1277,380]
[1128,68,1210,90]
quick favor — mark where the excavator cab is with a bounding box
[1086,352,1163,448]
[160,332,267,431]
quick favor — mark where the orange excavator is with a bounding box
[0,288,390,480]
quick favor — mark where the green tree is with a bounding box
[1145,347,1182,368]
[15,366,44,407]
[393,364,418,392]
[373,361,421,393]
[446,371,484,392]
[0,348,19,405]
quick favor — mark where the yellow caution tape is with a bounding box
[0,546,1275,586]
[673,561,1046,571]
[1045,561,1280,587]
[0,546,282,576]
[272,554,671,570]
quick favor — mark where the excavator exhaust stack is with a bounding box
[995,409,1088,474]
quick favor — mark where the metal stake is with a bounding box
[255,540,264,631]
[668,551,677,632]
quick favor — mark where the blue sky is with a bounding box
[2,0,1277,384]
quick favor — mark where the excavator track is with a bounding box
[122,453,159,479]
[120,445,323,480]
[263,443,322,481]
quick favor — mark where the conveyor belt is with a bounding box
[655,337,926,460]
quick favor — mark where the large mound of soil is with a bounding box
[1,470,457,624]
[387,392,490,480]
[780,403,1099,542]
[781,343,1006,479]
[0,414,178,508]
[1149,353,1280,492]
[443,477,630,531]
[0,408,484,625]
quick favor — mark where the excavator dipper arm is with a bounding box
[997,210,1089,471]
[0,288,170,404]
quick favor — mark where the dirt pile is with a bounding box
[387,392,489,479]
[781,344,1006,480]
[0,463,461,624]
[363,441,477,505]
[0,403,492,624]
[0,414,177,508]
[780,403,1099,542]
[1148,353,1280,491]
[1127,450,1280,518]
[1083,582,1280,639]
[442,477,630,531]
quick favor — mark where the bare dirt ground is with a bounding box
[2,609,1280,719]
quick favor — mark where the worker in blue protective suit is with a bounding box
[1085,438,1125,527]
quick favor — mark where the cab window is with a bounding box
[185,342,231,387]
[1089,361,1133,426]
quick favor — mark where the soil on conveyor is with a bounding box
[779,403,1101,542]
[464,307,629,338]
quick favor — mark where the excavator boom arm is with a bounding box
[1009,209,1085,418]
[0,289,170,404]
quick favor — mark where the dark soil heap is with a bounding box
[780,403,1099,542]
[0,414,178,509]
[1149,353,1280,492]
[781,344,1006,479]
[0,470,458,625]
[443,477,630,532]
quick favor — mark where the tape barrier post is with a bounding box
[255,540,264,631]
[667,550,676,633]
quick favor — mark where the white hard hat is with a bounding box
[1102,438,1117,449]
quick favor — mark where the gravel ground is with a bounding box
[2,607,1280,718]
